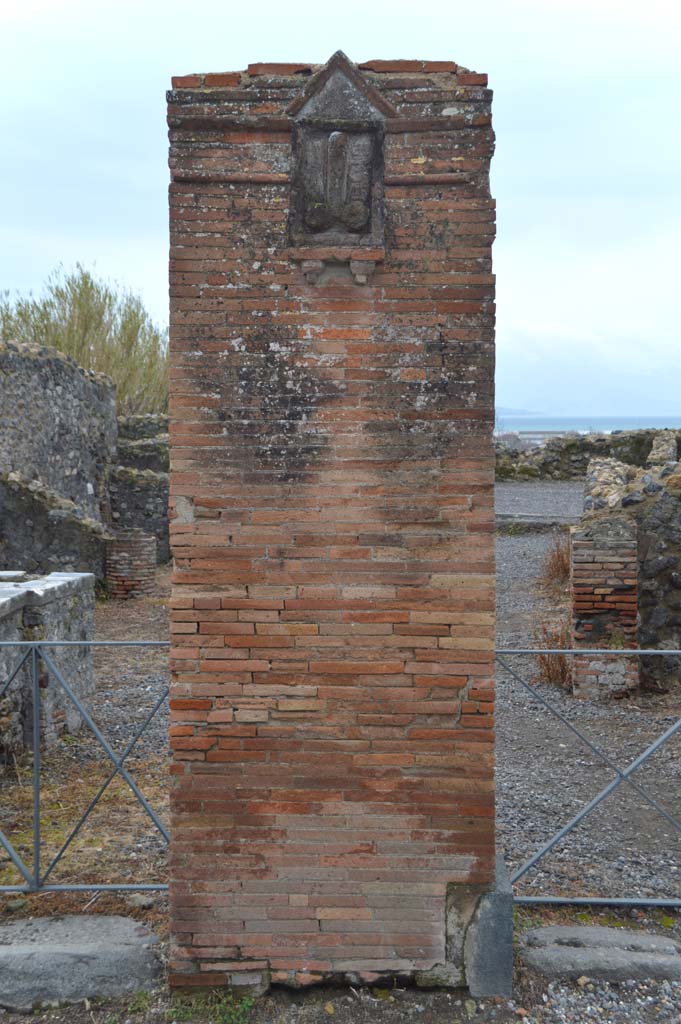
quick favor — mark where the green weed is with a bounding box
[168,990,254,1024]
[128,990,152,1014]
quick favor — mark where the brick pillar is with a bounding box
[571,515,639,699]
[167,52,502,994]
[105,530,157,598]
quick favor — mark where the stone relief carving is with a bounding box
[300,129,374,237]
[288,52,393,265]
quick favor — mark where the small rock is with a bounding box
[5,899,28,913]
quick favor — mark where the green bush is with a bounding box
[0,265,168,415]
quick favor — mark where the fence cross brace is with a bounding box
[497,653,681,891]
[0,642,169,893]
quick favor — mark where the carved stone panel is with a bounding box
[294,127,380,240]
[288,53,388,250]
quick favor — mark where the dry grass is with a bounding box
[0,749,168,890]
[0,568,171,934]
[533,620,573,690]
[541,531,571,589]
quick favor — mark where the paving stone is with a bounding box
[520,925,681,982]
[0,914,160,1011]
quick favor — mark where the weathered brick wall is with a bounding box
[168,54,496,991]
[571,516,639,699]
[105,530,157,598]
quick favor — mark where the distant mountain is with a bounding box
[496,406,544,417]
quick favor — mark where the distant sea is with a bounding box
[495,415,681,435]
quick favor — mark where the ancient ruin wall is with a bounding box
[0,472,109,578]
[0,340,117,519]
[0,572,95,758]
[495,429,670,481]
[571,516,639,699]
[112,415,170,564]
[582,453,681,690]
[108,466,170,563]
[167,56,496,990]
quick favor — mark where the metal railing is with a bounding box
[497,648,681,908]
[0,640,169,894]
[1,640,679,908]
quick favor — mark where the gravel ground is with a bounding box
[514,977,681,1022]
[495,481,585,522]
[495,489,680,905]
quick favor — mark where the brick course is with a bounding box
[571,516,639,699]
[168,53,496,990]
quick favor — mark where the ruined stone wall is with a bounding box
[118,414,169,442]
[0,589,25,758]
[168,55,496,992]
[0,340,117,518]
[109,467,170,563]
[0,572,94,758]
[112,415,170,563]
[495,429,670,481]
[0,472,109,578]
[582,453,681,690]
[0,347,172,581]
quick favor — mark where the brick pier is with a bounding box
[167,53,505,994]
[571,515,639,698]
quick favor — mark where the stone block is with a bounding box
[0,915,160,1011]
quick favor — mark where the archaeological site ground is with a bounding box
[0,51,679,1024]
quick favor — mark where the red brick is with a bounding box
[204,73,242,87]
[172,74,203,88]
[168,51,496,988]
[457,72,488,85]
[247,62,312,76]
[359,60,458,73]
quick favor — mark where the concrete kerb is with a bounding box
[0,915,161,1012]
[519,925,681,983]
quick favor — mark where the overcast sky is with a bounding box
[2,0,679,415]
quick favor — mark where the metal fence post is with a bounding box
[31,644,41,892]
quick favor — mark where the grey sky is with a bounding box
[2,0,679,414]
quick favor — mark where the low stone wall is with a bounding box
[108,467,169,563]
[0,340,116,519]
[118,414,169,441]
[0,472,110,578]
[116,437,169,474]
[0,347,171,581]
[575,453,681,692]
[495,429,676,481]
[571,516,639,699]
[0,572,95,758]
[632,485,681,690]
[584,445,678,513]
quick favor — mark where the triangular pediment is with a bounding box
[288,51,396,120]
